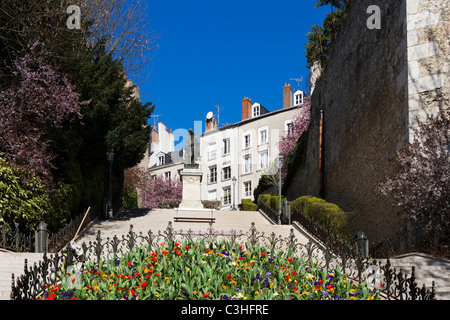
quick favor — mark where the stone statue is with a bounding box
[183,129,200,169]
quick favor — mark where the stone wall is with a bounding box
[286,0,409,242]
[406,0,449,136]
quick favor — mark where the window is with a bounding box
[222,166,231,181]
[243,153,252,174]
[223,186,231,205]
[258,127,268,145]
[252,104,260,117]
[208,189,217,201]
[165,171,171,181]
[244,134,251,149]
[208,166,217,184]
[208,143,216,160]
[294,90,304,106]
[285,120,294,136]
[259,149,269,170]
[158,155,165,166]
[243,181,252,198]
[223,138,230,155]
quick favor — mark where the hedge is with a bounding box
[259,194,351,240]
[241,199,258,211]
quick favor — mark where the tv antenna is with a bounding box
[289,77,303,90]
[150,114,163,127]
[214,104,223,127]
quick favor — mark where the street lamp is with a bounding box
[277,154,283,225]
[232,176,237,210]
[106,148,114,220]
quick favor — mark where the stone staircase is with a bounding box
[0,250,46,300]
[380,252,450,300]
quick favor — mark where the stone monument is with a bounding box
[179,129,203,209]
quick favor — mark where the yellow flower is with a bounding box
[193,290,197,295]
[350,296,356,300]
[254,291,259,295]
[222,284,227,290]
[270,282,274,288]
[302,291,308,295]
[101,274,108,279]
[155,292,160,297]
[349,289,356,295]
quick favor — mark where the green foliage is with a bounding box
[122,187,138,209]
[0,158,52,233]
[291,196,349,237]
[305,1,351,69]
[260,194,350,240]
[241,199,258,211]
[253,175,274,205]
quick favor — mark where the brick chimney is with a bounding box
[283,83,292,109]
[242,97,252,120]
[151,125,159,143]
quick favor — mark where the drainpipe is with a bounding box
[319,109,324,198]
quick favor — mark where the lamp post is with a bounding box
[106,148,114,220]
[232,176,237,210]
[277,154,283,225]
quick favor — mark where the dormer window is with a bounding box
[294,90,304,106]
[158,155,165,166]
[252,103,260,117]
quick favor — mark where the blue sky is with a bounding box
[138,0,332,150]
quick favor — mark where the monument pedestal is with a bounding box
[179,168,203,209]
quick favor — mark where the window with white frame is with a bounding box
[243,133,251,149]
[252,104,260,117]
[222,166,231,181]
[294,90,304,106]
[164,171,171,181]
[243,153,252,174]
[208,165,217,184]
[258,127,268,145]
[223,186,231,205]
[223,138,230,155]
[208,143,216,160]
[243,181,252,198]
[259,149,269,170]
[285,120,294,136]
[158,155,165,166]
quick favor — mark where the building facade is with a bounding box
[200,83,306,208]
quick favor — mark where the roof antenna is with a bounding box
[289,77,303,90]
[214,104,223,128]
[150,114,163,128]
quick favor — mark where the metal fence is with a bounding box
[0,224,34,252]
[11,218,436,300]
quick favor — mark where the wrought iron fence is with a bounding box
[0,224,34,252]
[11,220,435,300]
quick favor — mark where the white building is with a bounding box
[200,83,306,208]
[147,122,184,181]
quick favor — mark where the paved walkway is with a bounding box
[74,208,311,245]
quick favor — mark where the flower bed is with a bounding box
[38,240,383,300]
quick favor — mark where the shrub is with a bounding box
[291,196,349,238]
[241,199,258,211]
[122,187,138,208]
[201,200,221,210]
[0,158,53,233]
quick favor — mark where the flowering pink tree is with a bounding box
[0,41,88,187]
[378,110,449,238]
[139,174,183,209]
[278,96,311,176]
